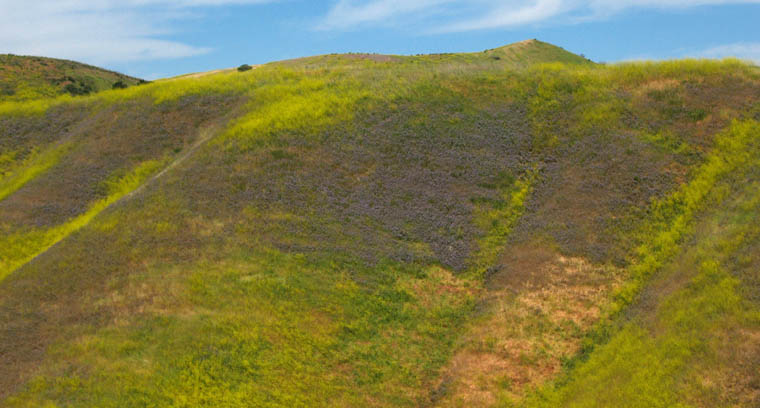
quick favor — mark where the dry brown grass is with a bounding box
[433,244,623,407]
[634,78,681,95]
[701,328,760,407]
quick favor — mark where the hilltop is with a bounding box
[0,54,143,101]
[0,40,759,407]
[484,39,592,64]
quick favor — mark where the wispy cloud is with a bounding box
[441,0,568,32]
[697,42,760,63]
[319,0,452,30]
[319,0,760,32]
[0,0,274,65]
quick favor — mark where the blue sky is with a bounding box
[1,1,759,79]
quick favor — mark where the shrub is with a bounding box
[112,80,128,90]
[63,81,94,96]
[237,64,253,72]
[0,83,15,96]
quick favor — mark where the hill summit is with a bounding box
[483,39,592,64]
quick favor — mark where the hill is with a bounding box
[0,54,143,101]
[0,40,759,407]
[483,39,593,64]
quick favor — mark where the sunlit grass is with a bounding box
[524,180,760,407]
[0,143,71,202]
[1,45,759,408]
[0,158,167,282]
[522,119,760,407]
[471,169,537,277]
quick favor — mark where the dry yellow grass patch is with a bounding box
[93,264,194,327]
[433,246,623,407]
[399,266,480,311]
[635,78,681,95]
[689,327,760,407]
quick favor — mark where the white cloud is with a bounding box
[320,0,760,32]
[0,0,273,65]
[698,42,760,63]
[441,0,568,32]
[319,0,452,29]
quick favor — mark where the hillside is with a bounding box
[0,54,143,101]
[0,40,759,407]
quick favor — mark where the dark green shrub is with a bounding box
[63,79,94,96]
[0,83,15,96]
[64,83,88,95]
[237,64,253,72]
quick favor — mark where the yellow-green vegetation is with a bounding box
[6,251,477,407]
[0,95,74,116]
[219,74,370,149]
[0,159,166,281]
[615,120,760,314]
[526,185,760,407]
[0,143,70,202]
[520,120,760,406]
[0,54,142,102]
[471,170,537,276]
[1,41,759,408]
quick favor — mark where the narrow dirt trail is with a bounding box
[125,124,217,199]
[5,121,228,282]
[0,117,236,399]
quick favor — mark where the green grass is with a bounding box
[521,119,760,407]
[523,181,760,407]
[1,41,760,407]
[0,54,142,102]
[0,143,70,202]
[471,169,537,276]
[614,120,760,315]
[5,248,477,407]
[0,158,167,282]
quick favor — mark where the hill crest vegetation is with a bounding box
[0,54,144,102]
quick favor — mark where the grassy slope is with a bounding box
[0,40,758,407]
[0,54,143,101]
[521,119,760,408]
